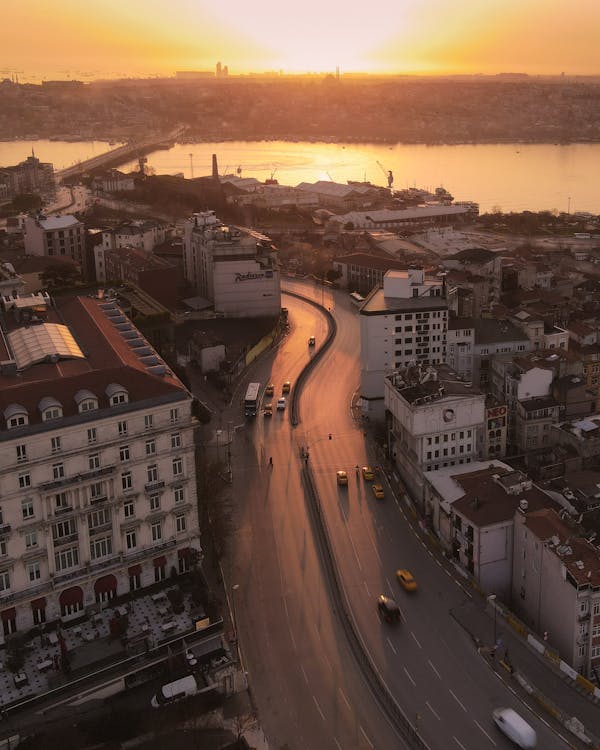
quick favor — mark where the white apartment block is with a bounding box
[512,508,600,680]
[183,211,281,317]
[0,293,199,641]
[101,220,169,255]
[424,465,554,599]
[360,268,448,416]
[384,363,485,505]
[24,215,85,265]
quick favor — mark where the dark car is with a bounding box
[377,595,401,624]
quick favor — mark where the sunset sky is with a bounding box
[4,0,600,80]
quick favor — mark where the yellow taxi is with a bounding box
[396,569,418,592]
[371,483,385,499]
[282,381,291,394]
[362,466,374,481]
[265,383,274,397]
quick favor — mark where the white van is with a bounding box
[150,675,198,708]
[492,707,537,749]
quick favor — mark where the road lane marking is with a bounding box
[334,739,342,750]
[360,726,374,748]
[426,701,440,720]
[386,577,394,594]
[339,688,352,712]
[404,667,416,687]
[363,580,371,597]
[428,660,441,679]
[323,652,332,672]
[449,689,467,712]
[346,529,363,572]
[453,738,467,750]
[301,665,309,684]
[411,632,422,649]
[290,631,297,650]
[312,695,325,721]
[474,720,496,745]
[387,637,397,654]
[283,599,289,620]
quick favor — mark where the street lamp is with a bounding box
[488,594,497,648]
[231,584,240,663]
[216,429,222,463]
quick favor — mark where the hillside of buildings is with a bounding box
[2,76,600,144]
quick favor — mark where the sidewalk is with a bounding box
[382,462,600,749]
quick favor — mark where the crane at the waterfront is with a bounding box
[376,160,394,190]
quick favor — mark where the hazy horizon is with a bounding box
[4,0,600,82]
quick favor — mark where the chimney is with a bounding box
[212,154,219,181]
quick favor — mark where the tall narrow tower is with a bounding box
[212,154,219,181]
[216,61,222,78]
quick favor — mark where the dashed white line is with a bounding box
[425,701,441,720]
[339,688,351,712]
[360,726,374,748]
[363,580,371,597]
[411,632,422,649]
[387,636,397,654]
[449,689,467,712]
[474,720,497,745]
[323,652,332,672]
[334,739,342,750]
[312,695,325,721]
[404,667,416,687]
[453,738,467,750]
[428,660,441,679]
[290,631,297,650]
[283,598,289,620]
[301,665,309,684]
[346,528,363,571]
[386,577,395,593]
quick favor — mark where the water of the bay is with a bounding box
[2,138,599,214]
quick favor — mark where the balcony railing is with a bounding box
[145,480,165,492]
[41,465,116,492]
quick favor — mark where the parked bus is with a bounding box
[350,291,365,308]
[244,382,261,417]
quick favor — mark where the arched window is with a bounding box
[4,403,29,429]
[74,389,98,413]
[105,383,128,406]
[39,396,63,422]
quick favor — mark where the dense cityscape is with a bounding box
[1,44,600,750]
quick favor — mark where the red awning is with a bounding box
[94,574,117,595]
[1,607,16,622]
[31,597,46,610]
[178,547,191,559]
[59,586,83,606]
[153,556,166,568]
[128,564,142,576]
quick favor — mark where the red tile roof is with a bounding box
[0,296,187,426]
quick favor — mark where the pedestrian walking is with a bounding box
[269,456,273,467]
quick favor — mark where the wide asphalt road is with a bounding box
[228,280,570,750]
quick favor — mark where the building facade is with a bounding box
[0,293,199,641]
[384,363,485,504]
[183,211,281,317]
[359,268,448,414]
[24,214,85,267]
[512,508,600,680]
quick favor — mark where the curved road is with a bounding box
[227,281,570,750]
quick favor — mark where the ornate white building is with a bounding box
[0,293,199,640]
